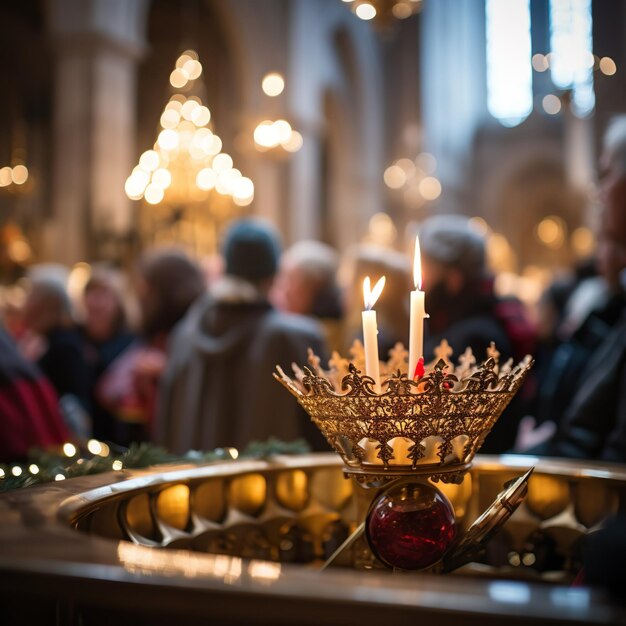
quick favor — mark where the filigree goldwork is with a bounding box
[274,343,534,481]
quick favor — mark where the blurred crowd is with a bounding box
[1,119,625,466]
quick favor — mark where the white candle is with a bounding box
[362,276,386,392]
[408,235,427,380]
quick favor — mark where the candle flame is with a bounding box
[363,275,386,310]
[413,235,422,290]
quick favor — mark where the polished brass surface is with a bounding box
[1,454,626,625]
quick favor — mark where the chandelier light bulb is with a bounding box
[152,168,172,189]
[191,105,211,126]
[157,129,179,151]
[355,2,377,20]
[0,166,12,187]
[282,130,303,152]
[196,168,217,191]
[10,165,28,185]
[181,99,199,121]
[212,153,234,173]
[144,184,164,205]
[170,69,188,89]
[272,119,292,144]
[139,150,160,172]
[262,72,285,97]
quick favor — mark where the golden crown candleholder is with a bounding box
[275,340,535,571]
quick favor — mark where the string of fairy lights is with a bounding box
[0,439,311,492]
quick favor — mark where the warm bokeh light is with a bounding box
[212,153,233,173]
[191,105,211,126]
[368,212,397,247]
[469,216,490,236]
[139,150,160,171]
[181,99,199,121]
[355,2,376,20]
[8,239,31,263]
[28,464,39,475]
[392,3,413,19]
[599,56,617,76]
[63,442,77,457]
[0,166,12,187]
[157,129,179,151]
[67,262,92,304]
[542,94,561,115]
[170,68,188,89]
[152,168,172,189]
[126,51,254,216]
[11,466,22,477]
[144,184,164,205]
[571,226,595,257]
[11,164,28,185]
[262,72,285,97]
[282,130,303,152]
[396,157,416,178]
[419,176,442,200]
[536,216,565,249]
[416,152,437,174]
[182,59,202,80]
[532,53,549,72]
[383,165,407,189]
[87,439,103,455]
[196,168,217,191]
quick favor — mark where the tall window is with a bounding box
[549,0,594,116]
[485,0,533,127]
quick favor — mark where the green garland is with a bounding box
[0,438,311,493]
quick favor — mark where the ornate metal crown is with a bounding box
[275,341,533,483]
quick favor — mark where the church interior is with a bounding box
[1,1,626,624]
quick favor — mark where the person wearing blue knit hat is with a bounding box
[156,218,328,454]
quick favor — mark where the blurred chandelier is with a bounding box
[253,72,303,155]
[125,50,254,251]
[342,0,423,23]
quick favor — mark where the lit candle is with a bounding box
[362,275,386,392]
[409,235,428,380]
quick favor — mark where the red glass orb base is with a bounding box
[366,481,457,570]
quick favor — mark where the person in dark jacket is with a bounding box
[418,214,537,452]
[155,218,328,454]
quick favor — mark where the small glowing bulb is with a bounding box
[28,464,39,475]
[11,165,28,185]
[55,474,66,481]
[87,439,103,455]
[262,72,285,97]
[63,442,77,457]
[355,2,376,20]
[0,468,5,478]
[11,466,22,477]
[112,460,123,471]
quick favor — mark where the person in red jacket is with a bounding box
[0,326,69,463]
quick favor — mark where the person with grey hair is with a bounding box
[419,214,535,366]
[418,214,537,453]
[271,240,343,351]
[21,267,91,415]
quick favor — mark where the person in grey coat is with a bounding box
[155,218,328,454]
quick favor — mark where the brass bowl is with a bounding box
[0,454,625,625]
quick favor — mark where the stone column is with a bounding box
[46,0,148,264]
